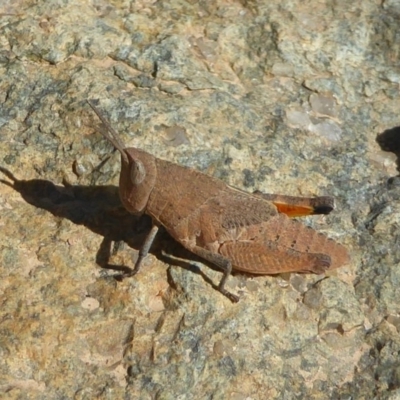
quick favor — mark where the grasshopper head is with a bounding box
[119,147,156,214]
[88,100,157,214]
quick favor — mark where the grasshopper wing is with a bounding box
[197,191,349,273]
[252,191,335,217]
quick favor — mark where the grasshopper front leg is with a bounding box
[123,223,160,277]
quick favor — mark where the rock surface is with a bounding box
[0,0,399,399]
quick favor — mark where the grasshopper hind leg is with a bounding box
[188,246,240,303]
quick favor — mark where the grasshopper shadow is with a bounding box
[0,166,210,282]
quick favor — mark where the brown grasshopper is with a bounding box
[87,100,349,302]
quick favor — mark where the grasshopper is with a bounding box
[88,100,349,302]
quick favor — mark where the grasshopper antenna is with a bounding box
[87,100,129,164]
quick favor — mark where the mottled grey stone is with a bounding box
[0,0,400,399]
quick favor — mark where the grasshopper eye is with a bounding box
[130,161,146,184]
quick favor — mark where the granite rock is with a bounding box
[0,0,399,398]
